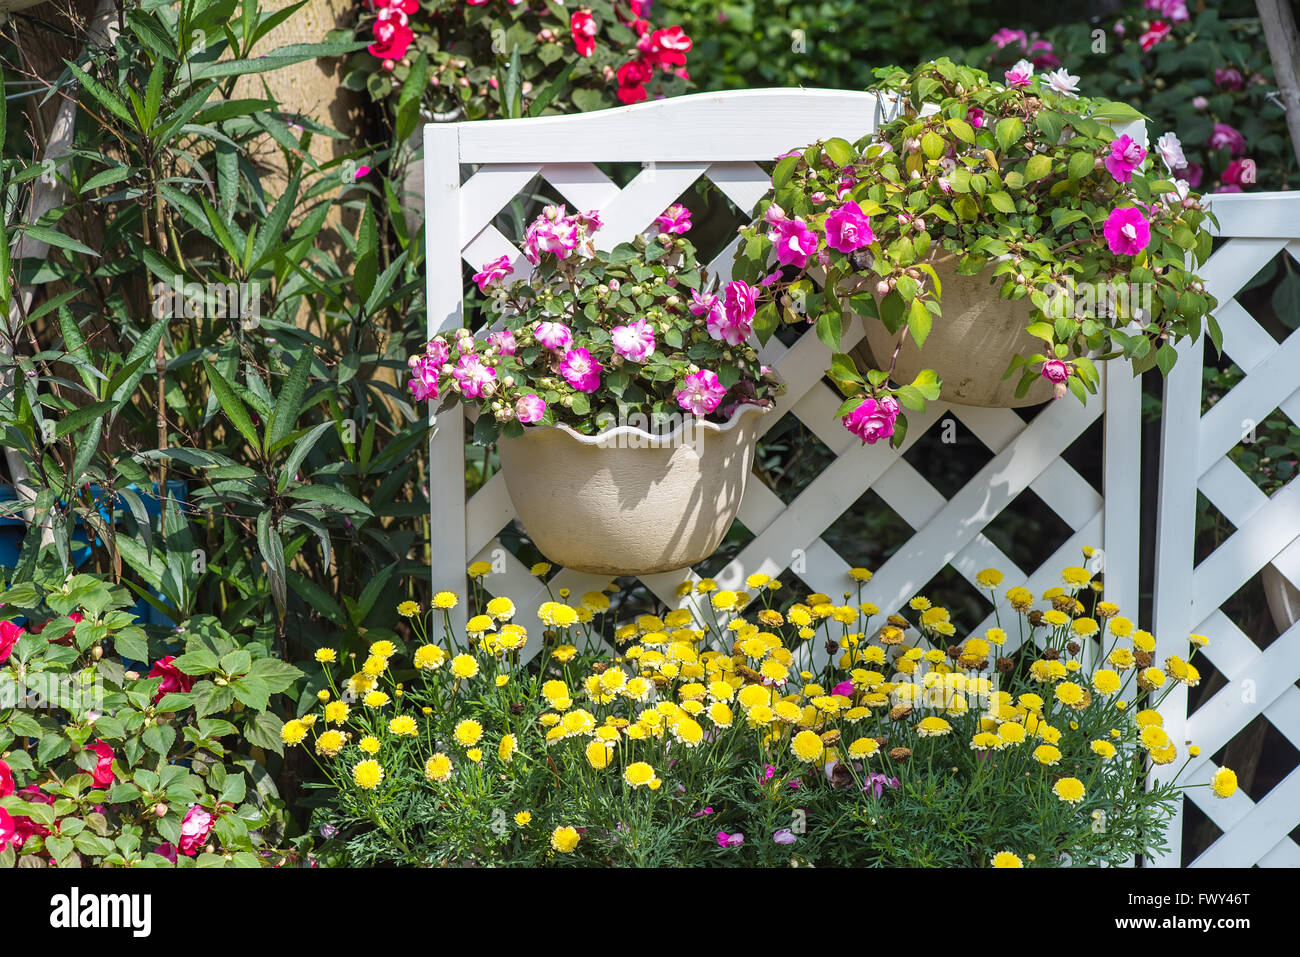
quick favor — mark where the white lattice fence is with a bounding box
[423,88,1143,665]
[1152,191,1300,868]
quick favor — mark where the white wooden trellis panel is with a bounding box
[1152,190,1300,868]
[423,90,1142,681]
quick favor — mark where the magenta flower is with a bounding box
[1173,162,1203,189]
[472,254,512,292]
[1004,60,1034,88]
[723,280,757,327]
[486,329,517,356]
[534,321,573,351]
[559,348,602,393]
[1139,20,1170,52]
[610,318,656,362]
[1214,66,1244,91]
[655,203,692,235]
[515,393,546,424]
[1220,158,1256,188]
[1040,359,1071,384]
[1146,0,1189,23]
[967,106,985,129]
[178,805,215,857]
[1103,206,1151,256]
[863,773,900,798]
[769,217,819,269]
[1104,135,1146,183]
[716,831,745,848]
[1207,122,1246,157]
[832,680,855,697]
[407,356,441,403]
[676,369,727,416]
[522,206,580,264]
[824,203,874,254]
[773,828,798,845]
[759,765,776,783]
[990,28,1028,49]
[452,354,497,398]
[689,289,724,327]
[691,806,715,818]
[842,396,898,445]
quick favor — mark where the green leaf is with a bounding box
[823,137,854,167]
[203,361,260,450]
[988,191,1016,214]
[1024,154,1053,182]
[994,117,1024,152]
[946,117,975,144]
[266,350,313,452]
[21,225,98,258]
[907,298,932,348]
[815,309,843,352]
[829,353,863,383]
[1068,151,1094,181]
[354,204,378,304]
[284,484,373,515]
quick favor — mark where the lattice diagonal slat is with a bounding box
[423,88,1143,760]
[1151,194,1300,867]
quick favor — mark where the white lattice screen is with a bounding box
[423,88,1143,658]
[1151,191,1300,868]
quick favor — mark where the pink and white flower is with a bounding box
[559,348,603,393]
[1155,131,1186,171]
[676,369,727,416]
[515,393,546,424]
[769,217,819,269]
[534,321,573,351]
[1104,134,1147,183]
[452,354,497,398]
[824,202,874,253]
[571,9,597,57]
[1004,59,1034,88]
[723,280,757,327]
[179,805,215,857]
[406,354,440,402]
[655,203,692,235]
[1139,20,1170,52]
[486,329,517,356]
[523,206,581,264]
[1042,67,1080,97]
[610,318,656,362]
[473,255,513,292]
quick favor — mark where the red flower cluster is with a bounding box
[617,23,692,104]
[367,0,417,69]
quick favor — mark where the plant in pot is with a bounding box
[408,205,783,576]
[732,58,1221,445]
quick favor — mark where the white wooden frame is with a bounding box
[1151,190,1300,868]
[422,89,1143,672]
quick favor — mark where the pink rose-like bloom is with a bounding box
[1145,0,1188,22]
[1004,63,1033,88]
[689,289,723,327]
[1221,159,1256,188]
[1155,131,1186,171]
[559,348,602,393]
[178,805,215,857]
[1040,359,1072,384]
[1105,134,1147,183]
[1104,206,1151,256]
[472,255,512,292]
[1139,20,1170,52]
[676,369,727,416]
[610,318,656,362]
[534,321,573,351]
[0,808,16,851]
[723,280,757,327]
[452,354,497,399]
[0,759,13,798]
[773,828,798,845]
[515,393,546,424]
[522,207,580,264]
[655,203,692,235]
[842,396,897,445]
[1207,122,1246,157]
[824,202,874,253]
[88,740,115,789]
[967,106,985,129]
[1215,66,1245,91]
[769,217,819,269]
[486,329,517,356]
[708,302,753,347]
[570,9,597,57]
[147,656,195,704]
[991,28,1028,49]
[763,202,787,225]
[407,354,441,402]
[1192,95,1208,110]
[0,619,25,665]
[716,831,745,848]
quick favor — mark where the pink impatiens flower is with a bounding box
[88,740,115,789]
[1040,358,1073,398]
[1220,158,1256,189]
[655,204,692,235]
[610,318,656,362]
[472,255,512,292]
[486,329,517,356]
[515,393,546,424]
[1105,134,1146,183]
[772,828,798,845]
[769,217,819,269]
[689,289,723,327]
[523,206,581,264]
[147,656,195,704]
[967,106,985,128]
[534,321,573,351]
[1004,59,1034,88]
[452,354,497,398]
[1139,20,1170,52]
[824,202,874,253]
[716,831,745,848]
[1207,122,1246,157]
[0,758,13,798]
[1103,206,1151,256]
[178,805,215,857]
[676,369,727,416]
[0,619,24,665]
[559,348,602,393]
[723,280,757,327]
[842,396,899,445]
[1155,131,1186,172]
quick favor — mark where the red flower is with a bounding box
[0,759,13,798]
[87,740,115,789]
[368,18,413,60]
[616,58,653,104]
[1139,20,1170,52]
[0,619,24,665]
[179,805,216,857]
[646,25,691,68]
[148,655,195,703]
[13,785,53,847]
[0,809,15,853]
[571,10,598,57]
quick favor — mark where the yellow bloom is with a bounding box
[467,561,492,578]
[362,655,388,678]
[1090,739,1117,760]
[324,701,350,725]
[1006,586,1034,612]
[1061,566,1091,589]
[708,702,734,727]
[314,730,345,757]
[424,753,452,783]
[1070,617,1099,638]
[991,851,1023,868]
[849,567,874,582]
[280,719,308,746]
[791,730,824,762]
[908,596,931,611]
[450,654,479,679]
[388,715,418,736]
[847,737,879,759]
[454,719,483,747]
[1140,725,1171,751]
[1211,767,1237,798]
[413,644,446,670]
[538,601,578,628]
[466,748,482,763]
[1052,777,1086,804]
[1108,616,1134,637]
[997,722,1027,745]
[550,826,580,853]
[514,811,531,827]
[397,601,420,617]
[1132,630,1156,652]
[530,562,552,577]
[624,761,659,788]
[358,735,381,755]
[1054,681,1086,707]
[353,760,384,790]
[976,568,1004,589]
[314,648,337,664]
[363,690,390,709]
[432,591,459,609]
[1189,633,1209,648]
[916,717,953,738]
[486,596,516,621]
[1033,744,1062,766]
[369,640,397,660]
[1091,669,1121,695]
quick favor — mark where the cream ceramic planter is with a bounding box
[854,260,1054,408]
[497,404,770,576]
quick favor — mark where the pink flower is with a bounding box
[1103,206,1151,256]
[1040,359,1072,384]
[523,207,580,264]
[178,805,215,857]
[515,393,546,424]
[1139,20,1170,51]
[1174,162,1203,188]
[1215,66,1244,90]
[611,318,656,362]
[1207,122,1246,157]
[88,740,115,789]
[534,321,573,351]
[863,773,900,797]
[1221,158,1256,188]
[153,843,178,864]
[991,28,1028,49]
[1155,131,1186,171]
[452,354,497,399]
[0,809,15,852]
[824,202,874,253]
[486,329,517,356]
[559,348,603,393]
[147,656,195,704]
[689,289,723,327]
[691,806,715,818]
[645,25,692,68]
[0,759,13,798]
[967,106,985,129]
[571,9,597,57]
[769,218,819,269]
[759,765,776,783]
[716,831,745,848]
[616,58,652,104]
[723,280,757,327]
[773,828,798,845]
[842,396,898,445]
[1192,95,1208,110]
[832,680,855,697]
[763,202,787,225]
[368,18,413,60]
[1105,134,1147,183]
[1146,0,1189,23]
[473,255,513,292]
[676,369,726,416]
[407,354,441,402]
[707,304,752,347]
[0,619,25,664]
[1004,60,1034,88]
[655,203,692,235]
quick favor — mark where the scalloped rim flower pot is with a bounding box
[497,403,771,576]
[854,260,1054,409]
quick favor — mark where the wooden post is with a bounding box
[1258,0,1300,169]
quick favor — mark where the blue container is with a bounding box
[0,481,188,626]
